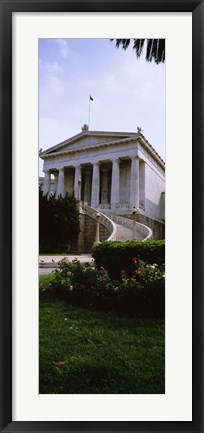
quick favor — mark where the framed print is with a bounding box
[0,0,203,432]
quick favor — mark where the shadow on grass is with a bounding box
[40,362,164,394]
[40,294,165,394]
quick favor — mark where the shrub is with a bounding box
[39,187,80,253]
[92,240,165,279]
[47,257,165,317]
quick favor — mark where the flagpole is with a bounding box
[88,96,91,129]
[88,95,94,129]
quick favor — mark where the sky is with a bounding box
[39,38,165,175]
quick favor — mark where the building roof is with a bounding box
[40,129,165,169]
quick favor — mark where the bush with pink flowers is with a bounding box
[47,255,164,317]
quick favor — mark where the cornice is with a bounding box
[41,136,137,159]
[41,133,165,173]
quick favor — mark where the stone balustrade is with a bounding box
[107,214,152,241]
[85,204,117,241]
[84,204,152,242]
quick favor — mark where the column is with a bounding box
[91,162,100,208]
[101,168,110,204]
[43,170,50,195]
[111,159,120,209]
[56,167,65,197]
[53,172,58,195]
[84,170,92,204]
[74,165,82,199]
[130,156,140,209]
[139,161,146,210]
[94,213,101,244]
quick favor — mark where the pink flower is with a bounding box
[130,278,136,283]
[131,257,138,263]
[121,269,126,274]
[135,270,142,275]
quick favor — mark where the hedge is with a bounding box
[92,240,165,279]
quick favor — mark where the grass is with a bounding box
[39,273,56,289]
[39,274,165,394]
[39,253,80,256]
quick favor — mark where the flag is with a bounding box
[90,95,93,101]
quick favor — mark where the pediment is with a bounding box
[40,131,135,158]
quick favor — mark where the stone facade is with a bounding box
[69,214,111,253]
[40,129,165,220]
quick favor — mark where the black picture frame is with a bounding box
[0,1,203,432]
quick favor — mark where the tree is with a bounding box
[111,39,165,64]
[39,186,80,253]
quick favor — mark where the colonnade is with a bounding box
[43,156,141,210]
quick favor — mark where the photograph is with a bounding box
[38,38,165,394]
[1,1,203,431]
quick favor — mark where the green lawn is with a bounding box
[39,273,56,289]
[39,253,79,256]
[39,275,165,394]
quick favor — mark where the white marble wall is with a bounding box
[144,163,165,219]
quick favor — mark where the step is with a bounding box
[114,223,144,242]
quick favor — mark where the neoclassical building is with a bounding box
[40,128,165,221]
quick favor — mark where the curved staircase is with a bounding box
[106,213,152,241]
[83,203,152,242]
[114,222,143,241]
